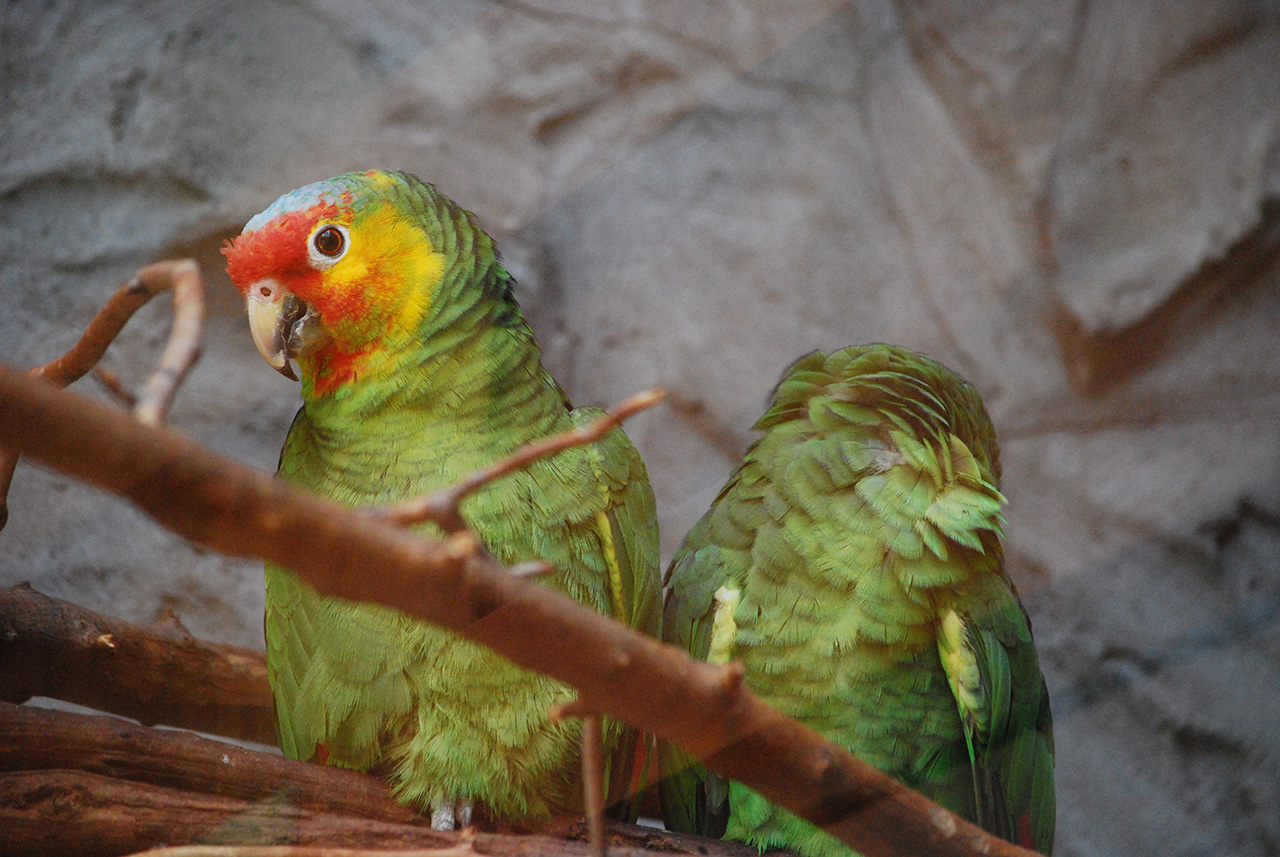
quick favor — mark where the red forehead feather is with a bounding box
[222,200,343,294]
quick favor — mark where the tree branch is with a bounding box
[0,363,1039,857]
[0,584,274,744]
[0,702,416,825]
[0,259,204,530]
[0,768,451,857]
[130,259,205,426]
[1,702,736,857]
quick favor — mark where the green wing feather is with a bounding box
[938,591,1056,852]
[658,506,740,836]
[660,344,1054,856]
[570,405,662,812]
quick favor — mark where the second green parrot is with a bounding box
[660,344,1055,855]
[223,169,660,829]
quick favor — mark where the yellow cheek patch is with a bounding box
[324,204,445,340]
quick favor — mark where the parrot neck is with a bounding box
[294,301,571,456]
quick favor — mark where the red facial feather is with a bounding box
[222,200,344,295]
[223,187,410,396]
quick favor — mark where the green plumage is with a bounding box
[232,171,660,824]
[660,345,1054,855]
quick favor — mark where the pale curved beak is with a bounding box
[245,280,299,381]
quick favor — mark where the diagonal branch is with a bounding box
[0,259,204,530]
[373,388,666,533]
[0,364,1039,857]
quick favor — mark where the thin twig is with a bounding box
[0,259,205,530]
[132,259,206,426]
[93,366,138,407]
[581,713,607,857]
[373,388,666,532]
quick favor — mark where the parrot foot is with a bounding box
[430,797,473,831]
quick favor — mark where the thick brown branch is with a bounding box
[2,702,742,857]
[0,259,204,530]
[0,702,420,824]
[0,768,454,857]
[375,388,666,532]
[0,584,275,744]
[0,365,1038,857]
[2,704,724,857]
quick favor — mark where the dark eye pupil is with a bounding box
[314,226,344,257]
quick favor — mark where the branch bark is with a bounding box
[0,702,411,824]
[0,768,450,857]
[0,584,274,744]
[0,364,1039,857]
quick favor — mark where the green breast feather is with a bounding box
[659,344,1055,856]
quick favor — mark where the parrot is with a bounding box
[222,168,661,829]
[659,344,1055,855]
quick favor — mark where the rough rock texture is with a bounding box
[2,2,1279,855]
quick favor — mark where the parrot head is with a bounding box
[223,169,492,395]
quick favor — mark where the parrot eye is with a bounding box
[313,226,346,258]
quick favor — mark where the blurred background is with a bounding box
[2,2,1279,854]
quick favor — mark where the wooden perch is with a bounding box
[2,767,450,857]
[0,702,419,826]
[0,702,739,857]
[0,363,1039,857]
[0,260,204,530]
[0,584,275,744]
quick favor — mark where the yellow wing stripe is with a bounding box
[595,510,627,622]
[708,586,741,665]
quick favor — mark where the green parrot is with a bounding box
[660,345,1055,855]
[222,169,660,829]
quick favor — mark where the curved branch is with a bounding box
[0,365,1038,857]
[131,259,205,426]
[0,259,204,530]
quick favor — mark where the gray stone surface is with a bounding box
[2,2,1279,854]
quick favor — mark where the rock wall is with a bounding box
[3,2,1279,854]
